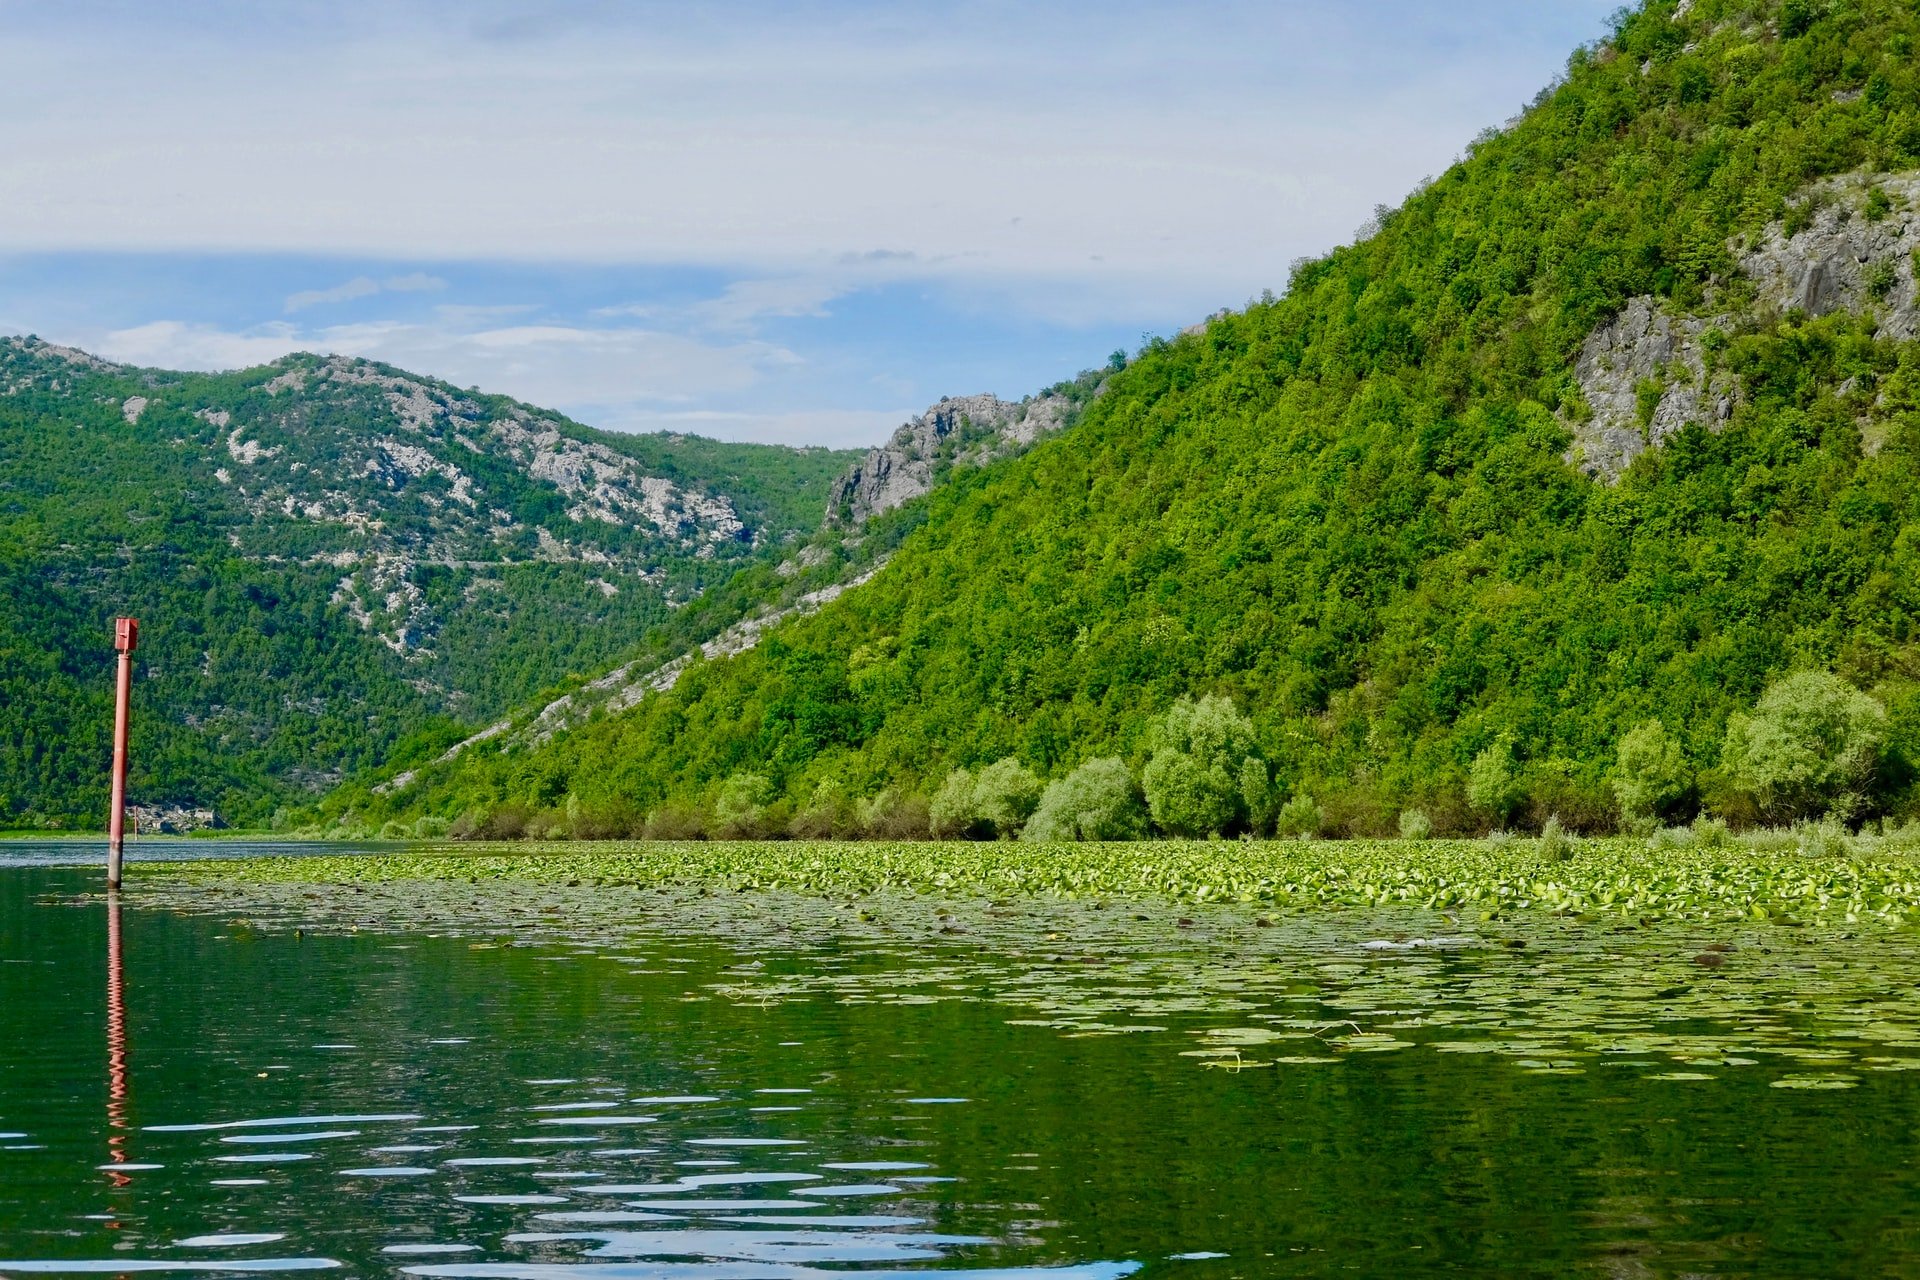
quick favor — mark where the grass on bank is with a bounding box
[156,827,1920,928]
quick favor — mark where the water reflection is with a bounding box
[79,1097,1122,1277]
[0,872,1140,1276]
[9,864,1920,1275]
[104,888,130,1190]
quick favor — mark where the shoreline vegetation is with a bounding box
[147,834,1920,928]
[318,673,1918,847]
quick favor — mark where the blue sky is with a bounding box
[0,1,1621,447]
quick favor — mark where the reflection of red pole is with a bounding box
[107,618,138,891]
[105,887,130,1190]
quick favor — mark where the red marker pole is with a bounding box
[107,618,138,890]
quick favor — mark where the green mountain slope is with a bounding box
[387,0,1920,838]
[0,339,859,827]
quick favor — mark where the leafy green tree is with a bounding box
[1466,739,1525,827]
[712,771,775,839]
[1022,758,1147,842]
[1719,672,1887,823]
[1141,695,1270,837]
[973,757,1042,839]
[791,776,859,839]
[929,767,981,839]
[1274,792,1325,838]
[858,787,930,839]
[931,757,1041,838]
[1613,720,1692,828]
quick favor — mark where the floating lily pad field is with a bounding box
[154,837,1920,926]
[125,845,1920,1097]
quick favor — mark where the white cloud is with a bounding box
[99,320,306,369]
[285,277,382,312]
[383,272,447,293]
[688,278,850,331]
[596,273,886,333]
[87,314,830,441]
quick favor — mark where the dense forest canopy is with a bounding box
[371,0,1920,838]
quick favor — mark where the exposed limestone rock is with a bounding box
[1739,172,1920,337]
[1568,171,1920,481]
[262,365,309,394]
[828,391,1076,525]
[0,336,124,396]
[127,802,218,833]
[1566,298,1739,480]
[485,407,747,540]
[121,396,147,424]
[226,424,281,464]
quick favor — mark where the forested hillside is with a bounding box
[0,340,859,827]
[379,0,1920,838]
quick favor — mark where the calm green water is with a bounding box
[3,864,1920,1278]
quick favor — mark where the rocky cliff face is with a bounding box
[827,391,1076,525]
[1568,171,1920,480]
[1740,172,1920,333]
[198,354,756,654]
[1566,299,1741,480]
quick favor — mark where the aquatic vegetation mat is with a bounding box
[155,838,1920,924]
[126,840,1920,1092]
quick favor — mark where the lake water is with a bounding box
[0,841,408,869]
[3,860,1920,1277]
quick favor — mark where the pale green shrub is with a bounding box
[1022,758,1147,842]
[1467,738,1526,825]
[929,767,981,839]
[1613,719,1692,826]
[713,771,775,839]
[1719,671,1886,823]
[932,758,1042,839]
[973,758,1043,838]
[1538,814,1573,861]
[1791,816,1855,858]
[1274,792,1325,838]
[1141,694,1271,837]
[1690,814,1733,849]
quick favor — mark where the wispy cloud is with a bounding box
[597,274,884,333]
[0,2,1618,315]
[101,320,306,369]
[285,271,447,312]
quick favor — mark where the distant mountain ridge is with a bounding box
[0,337,861,825]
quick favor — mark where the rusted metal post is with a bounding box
[107,617,138,890]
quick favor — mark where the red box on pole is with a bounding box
[115,618,138,653]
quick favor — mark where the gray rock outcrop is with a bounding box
[1567,298,1739,479]
[1567,171,1920,481]
[1740,172,1920,335]
[828,391,1074,525]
